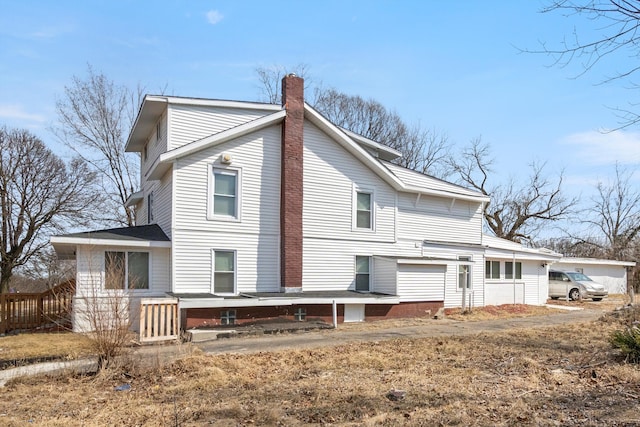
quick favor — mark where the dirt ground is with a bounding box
[1,297,639,426]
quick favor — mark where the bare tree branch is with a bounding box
[0,126,97,292]
[448,138,576,243]
[52,65,142,227]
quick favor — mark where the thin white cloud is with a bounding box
[28,24,74,39]
[206,10,224,25]
[560,130,640,165]
[0,105,47,123]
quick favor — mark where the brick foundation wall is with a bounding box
[183,301,443,329]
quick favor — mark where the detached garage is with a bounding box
[554,258,636,294]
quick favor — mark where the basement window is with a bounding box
[220,309,236,326]
[294,307,307,322]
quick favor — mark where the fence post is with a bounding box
[0,294,6,334]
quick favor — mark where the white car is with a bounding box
[548,270,608,301]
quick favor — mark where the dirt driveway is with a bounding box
[195,306,605,356]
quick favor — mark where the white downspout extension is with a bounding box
[332,300,337,329]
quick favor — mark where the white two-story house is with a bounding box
[51,75,561,332]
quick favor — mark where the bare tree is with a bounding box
[53,65,142,227]
[255,64,313,104]
[0,127,97,293]
[576,164,640,259]
[254,66,452,178]
[311,87,452,178]
[449,138,576,243]
[537,1,640,127]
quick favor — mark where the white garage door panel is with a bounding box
[397,265,446,301]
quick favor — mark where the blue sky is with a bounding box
[1,1,639,234]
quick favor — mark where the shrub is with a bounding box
[611,325,640,363]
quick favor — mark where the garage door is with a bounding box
[397,264,446,301]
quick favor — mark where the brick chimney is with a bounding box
[280,74,304,292]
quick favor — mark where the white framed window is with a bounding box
[355,256,371,291]
[220,309,236,325]
[104,251,150,290]
[212,250,236,294]
[156,120,162,143]
[208,166,241,221]
[147,192,154,223]
[505,262,522,280]
[294,307,306,322]
[353,186,374,231]
[458,256,472,289]
[485,260,500,279]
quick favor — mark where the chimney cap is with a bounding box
[286,73,297,77]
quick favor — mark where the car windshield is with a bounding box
[566,272,592,282]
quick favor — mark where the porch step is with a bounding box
[186,329,237,343]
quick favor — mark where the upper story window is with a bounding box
[105,251,150,290]
[505,261,522,280]
[209,167,241,221]
[354,188,374,230]
[156,120,162,143]
[355,256,371,291]
[147,192,154,223]
[485,260,500,279]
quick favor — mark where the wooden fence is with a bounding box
[139,298,180,343]
[0,280,76,334]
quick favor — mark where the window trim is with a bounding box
[211,249,237,295]
[505,261,522,280]
[355,255,372,292]
[352,186,375,232]
[104,250,151,292]
[208,165,242,222]
[457,256,472,290]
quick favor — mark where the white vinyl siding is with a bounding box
[397,264,446,302]
[73,245,171,333]
[168,105,271,149]
[142,113,167,178]
[397,193,483,245]
[170,126,280,295]
[485,261,547,306]
[373,257,398,295]
[302,122,396,243]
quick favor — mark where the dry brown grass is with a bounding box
[2,309,640,426]
[0,332,94,364]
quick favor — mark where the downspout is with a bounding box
[332,300,337,329]
[513,251,517,304]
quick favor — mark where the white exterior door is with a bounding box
[344,304,365,322]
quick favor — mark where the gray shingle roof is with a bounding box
[58,224,170,242]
